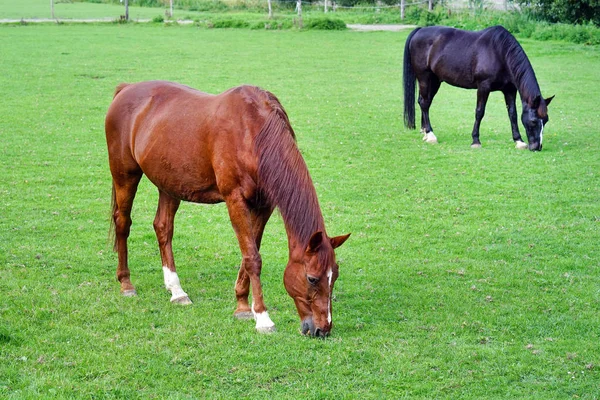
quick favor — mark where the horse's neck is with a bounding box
[281,186,326,255]
[516,76,541,106]
[505,47,541,104]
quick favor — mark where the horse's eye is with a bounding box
[307,275,319,286]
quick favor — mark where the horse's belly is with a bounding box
[149,172,224,204]
[138,147,225,203]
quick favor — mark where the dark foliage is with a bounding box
[517,0,600,25]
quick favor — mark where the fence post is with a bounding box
[324,0,328,13]
[170,0,173,18]
[268,0,273,18]
[429,0,433,11]
[296,0,303,27]
[400,0,405,20]
[124,0,129,21]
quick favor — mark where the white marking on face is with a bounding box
[539,120,544,145]
[162,266,188,302]
[327,268,333,324]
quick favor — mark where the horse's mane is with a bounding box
[253,89,326,252]
[489,26,541,103]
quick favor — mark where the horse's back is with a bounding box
[409,26,508,89]
[105,81,283,203]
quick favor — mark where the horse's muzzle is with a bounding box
[301,317,330,338]
[528,142,542,151]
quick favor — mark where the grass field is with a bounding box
[1,23,599,398]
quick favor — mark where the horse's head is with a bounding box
[522,95,554,151]
[284,231,350,338]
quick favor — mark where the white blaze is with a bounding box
[327,268,333,324]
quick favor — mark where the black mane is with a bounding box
[489,26,541,102]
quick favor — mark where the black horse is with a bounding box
[403,25,554,151]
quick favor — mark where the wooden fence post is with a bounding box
[400,0,405,20]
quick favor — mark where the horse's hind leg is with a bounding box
[112,173,142,296]
[234,206,274,320]
[418,75,441,144]
[471,87,490,148]
[154,190,191,305]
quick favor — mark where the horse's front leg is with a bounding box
[154,191,191,305]
[471,87,490,148]
[226,193,275,333]
[233,206,273,321]
[503,89,527,149]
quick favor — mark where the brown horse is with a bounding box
[105,81,350,337]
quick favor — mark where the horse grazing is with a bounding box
[105,81,350,337]
[403,25,554,151]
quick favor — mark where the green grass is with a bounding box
[1,24,599,398]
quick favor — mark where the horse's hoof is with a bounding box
[234,311,254,320]
[423,132,438,144]
[256,325,276,334]
[515,141,528,149]
[171,295,192,305]
[471,143,482,148]
[122,289,137,297]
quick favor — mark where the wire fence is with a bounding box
[17,0,511,23]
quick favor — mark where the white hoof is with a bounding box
[424,132,438,144]
[122,289,137,297]
[256,325,277,334]
[471,143,482,148]
[515,141,528,150]
[253,310,276,334]
[170,295,192,305]
[163,266,190,304]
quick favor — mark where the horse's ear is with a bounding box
[330,233,351,249]
[306,231,324,253]
[530,95,541,109]
[545,95,555,107]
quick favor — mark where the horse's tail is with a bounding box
[113,83,130,99]
[107,83,131,252]
[403,28,420,130]
[109,183,118,252]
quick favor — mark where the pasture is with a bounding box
[1,23,599,398]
